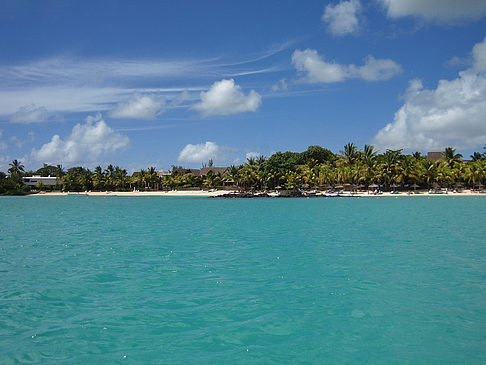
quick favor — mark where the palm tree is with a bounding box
[8,159,24,185]
[362,144,377,167]
[8,159,24,176]
[443,147,462,167]
[464,161,486,188]
[55,164,65,177]
[376,150,403,189]
[104,164,115,190]
[471,152,484,161]
[93,166,105,191]
[339,143,359,165]
[256,155,266,168]
[145,167,159,190]
[113,166,129,190]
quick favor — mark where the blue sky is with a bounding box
[1,0,486,171]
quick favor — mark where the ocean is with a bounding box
[1,196,485,364]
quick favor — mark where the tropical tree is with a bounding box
[362,144,377,167]
[471,152,485,161]
[339,143,360,166]
[145,167,159,190]
[443,147,463,167]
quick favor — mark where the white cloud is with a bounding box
[379,0,486,23]
[322,0,361,36]
[246,152,261,160]
[0,53,279,118]
[292,49,402,83]
[178,141,231,164]
[109,94,165,120]
[472,37,486,72]
[353,55,403,81]
[372,37,486,151]
[32,113,129,165]
[0,57,212,89]
[9,104,61,123]
[193,79,262,116]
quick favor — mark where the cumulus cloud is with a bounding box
[322,0,361,36]
[178,141,231,164]
[472,37,486,72]
[379,0,486,23]
[292,49,402,83]
[193,79,262,117]
[9,104,61,123]
[109,94,165,120]
[372,37,486,151]
[32,113,129,165]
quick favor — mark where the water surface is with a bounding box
[1,196,485,364]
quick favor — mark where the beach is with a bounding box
[29,189,486,197]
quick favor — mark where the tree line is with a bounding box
[1,144,486,194]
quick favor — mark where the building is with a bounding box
[157,169,171,177]
[22,176,60,186]
[172,167,229,177]
[427,152,444,161]
[199,167,228,176]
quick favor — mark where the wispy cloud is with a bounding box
[216,40,296,67]
[0,57,216,88]
[0,50,282,120]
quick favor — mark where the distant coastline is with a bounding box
[3,145,486,196]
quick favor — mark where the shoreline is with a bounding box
[27,189,486,198]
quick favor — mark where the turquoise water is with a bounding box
[1,196,485,364]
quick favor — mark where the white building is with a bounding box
[157,169,171,177]
[22,176,60,186]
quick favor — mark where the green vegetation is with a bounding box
[1,145,486,194]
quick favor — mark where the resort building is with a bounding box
[157,169,171,177]
[22,176,60,186]
[199,167,229,176]
[427,152,444,161]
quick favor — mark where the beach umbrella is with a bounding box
[302,183,310,189]
[411,183,419,191]
[369,183,379,189]
[275,185,282,190]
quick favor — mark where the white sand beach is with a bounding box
[29,189,485,198]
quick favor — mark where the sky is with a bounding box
[1,0,486,172]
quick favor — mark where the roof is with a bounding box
[427,152,444,161]
[199,167,228,176]
[183,169,202,176]
[157,169,171,176]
